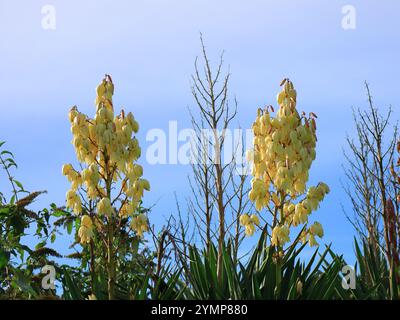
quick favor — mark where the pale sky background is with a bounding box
[1,0,399,264]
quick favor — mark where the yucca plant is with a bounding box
[180,232,349,300]
[61,75,151,299]
[61,257,186,300]
[353,239,394,299]
[332,238,399,300]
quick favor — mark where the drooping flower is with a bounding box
[97,197,113,217]
[131,214,148,238]
[239,213,260,236]
[78,215,94,244]
[271,225,290,247]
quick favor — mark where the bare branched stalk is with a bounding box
[187,35,250,280]
[343,81,399,292]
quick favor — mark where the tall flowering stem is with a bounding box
[62,75,150,299]
[242,79,329,254]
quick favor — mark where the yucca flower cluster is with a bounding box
[242,79,329,248]
[62,75,150,245]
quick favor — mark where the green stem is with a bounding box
[104,151,115,300]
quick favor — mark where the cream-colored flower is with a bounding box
[250,214,260,226]
[271,225,290,247]
[239,214,251,226]
[240,213,261,237]
[245,224,255,236]
[78,215,93,244]
[62,164,73,176]
[309,221,324,238]
[131,214,148,238]
[97,197,113,216]
[308,234,318,247]
[87,294,97,300]
[296,279,303,295]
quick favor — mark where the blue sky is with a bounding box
[1,0,399,263]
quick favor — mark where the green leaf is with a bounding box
[12,270,37,297]
[13,179,24,191]
[10,214,26,235]
[62,267,83,300]
[0,249,10,268]
[67,221,73,234]
[0,150,13,157]
[35,241,46,250]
